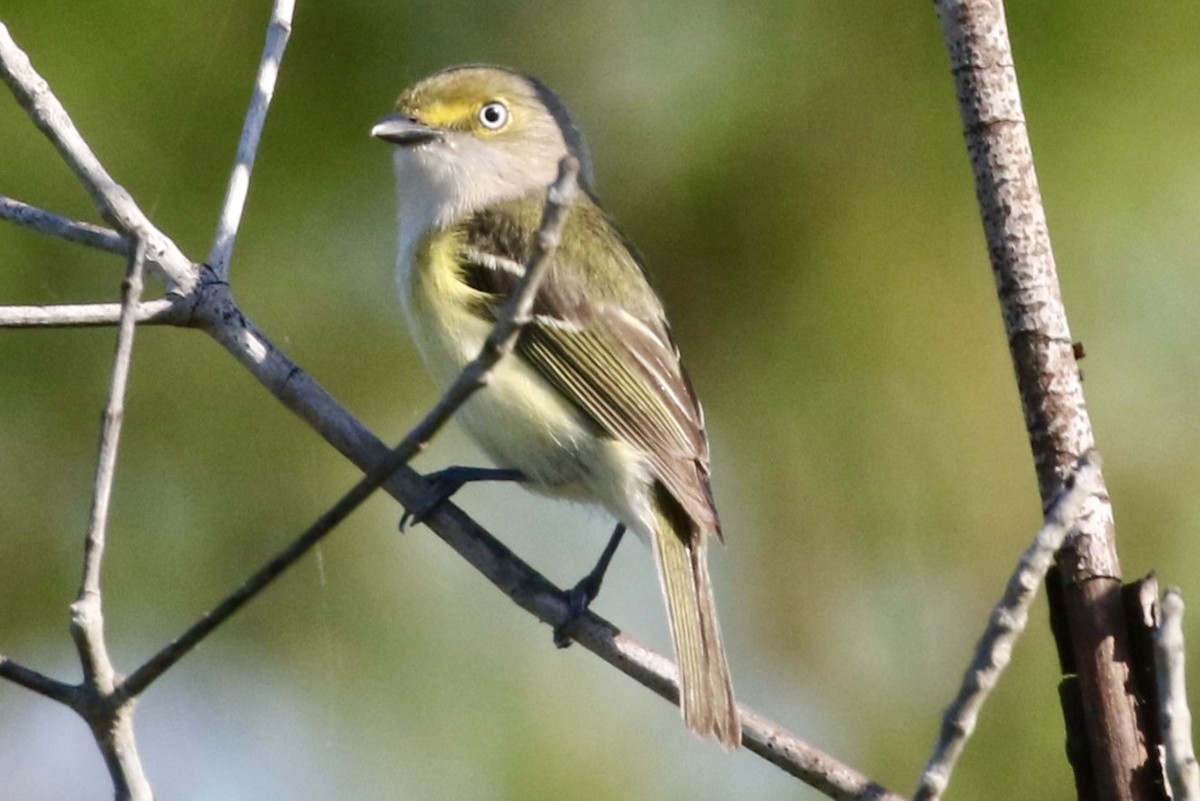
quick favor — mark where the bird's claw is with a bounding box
[553,576,599,649]
[398,467,525,532]
[552,522,626,647]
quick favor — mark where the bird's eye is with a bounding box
[478,101,509,130]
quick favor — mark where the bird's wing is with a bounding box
[454,195,720,538]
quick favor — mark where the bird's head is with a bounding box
[373,65,593,229]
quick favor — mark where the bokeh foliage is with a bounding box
[2,1,1199,798]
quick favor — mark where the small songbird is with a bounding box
[372,64,739,749]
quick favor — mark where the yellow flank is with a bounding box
[407,227,645,508]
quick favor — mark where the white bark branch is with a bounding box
[0,299,183,327]
[188,282,905,801]
[67,239,152,801]
[0,22,194,292]
[915,452,1104,801]
[0,196,127,254]
[119,156,580,699]
[1155,588,1200,801]
[0,12,907,801]
[207,0,294,279]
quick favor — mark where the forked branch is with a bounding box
[119,156,581,699]
[0,23,191,291]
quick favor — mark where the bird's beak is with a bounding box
[371,114,441,146]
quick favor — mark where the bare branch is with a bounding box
[915,452,1104,801]
[738,704,899,800]
[1155,588,1200,801]
[0,655,77,705]
[66,239,153,801]
[118,437,417,698]
[0,196,127,254]
[0,23,194,292]
[189,232,904,801]
[120,156,580,696]
[70,239,147,688]
[207,0,294,279]
[0,15,905,799]
[934,2,1147,797]
[0,298,183,328]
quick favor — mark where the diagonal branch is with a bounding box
[914,452,1104,801]
[0,655,77,705]
[0,13,905,801]
[207,0,294,279]
[0,196,128,254]
[190,248,904,801]
[118,155,581,699]
[0,22,194,292]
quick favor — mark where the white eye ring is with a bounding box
[478,101,509,130]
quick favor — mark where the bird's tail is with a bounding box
[651,499,740,749]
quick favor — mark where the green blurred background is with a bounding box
[2,1,1198,798]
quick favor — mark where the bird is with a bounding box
[372,64,740,749]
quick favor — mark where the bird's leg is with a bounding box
[399,467,525,530]
[553,522,627,648]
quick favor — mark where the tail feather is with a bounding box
[652,504,740,749]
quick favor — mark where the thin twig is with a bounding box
[117,440,419,698]
[193,245,903,801]
[63,238,153,801]
[122,154,903,799]
[1,16,904,797]
[914,451,1104,801]
[0,23,194,292]
[0,196,128,254]
[1155,588,1200,801]
[0,655,77,705]
[739,705,898,800]
[119,156,580,699]
[207,0,294,279]
[0,299,182,328]
[70,240,147,688]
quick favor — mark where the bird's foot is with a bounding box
[553,523,626,648]
[399,467,525,531]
